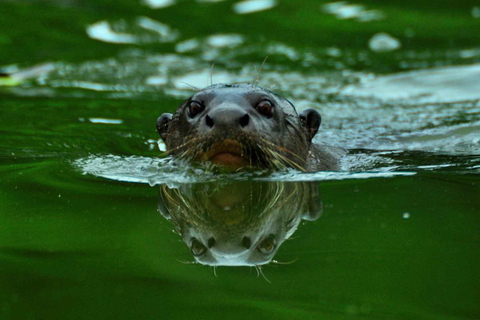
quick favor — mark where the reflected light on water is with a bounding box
[206,34,245,48]
[86,21,137,44]
[136,16,176,37]
[472,7,480,18]
[368,33,401,52]
[342,63,480,103]
[86,19,178,44]
[233,0,276,14]
[175,38,200,53]
[88,118,123,124]
[142,0,176,9]
[322,1,385,22]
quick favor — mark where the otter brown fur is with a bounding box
[156,83,344,171]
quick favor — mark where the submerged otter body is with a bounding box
[156,83,344,171]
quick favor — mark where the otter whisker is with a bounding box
[268,149,287,171]
[164,136,204,155]
[210,61,215,86]
[271,258,298,265]
[265,147,305,172]
[257,265,271,284]
[177,259,198,265]
[254,265,260,277]
[262,148,281,169]
[162,185,181,208]
[274,151,306,172]
[277,187,298,208]
[258,136,306,164]
[254,56,269,86]
[179,82,198,91]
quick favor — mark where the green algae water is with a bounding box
[1,1,480,319]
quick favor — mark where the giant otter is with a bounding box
[156,83,344,171]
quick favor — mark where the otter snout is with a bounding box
[202,105,251,132]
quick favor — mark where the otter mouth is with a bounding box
[173,133,296,171]
[198,139,250,168]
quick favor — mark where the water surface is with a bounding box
[1,0,479,319]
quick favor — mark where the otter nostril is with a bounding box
[242,236,251,249]
[206,115,214,128]
[207,237,216,248]
[239,114,249,128]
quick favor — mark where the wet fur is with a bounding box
[159,83,344,172]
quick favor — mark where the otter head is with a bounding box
[156,83,321,171]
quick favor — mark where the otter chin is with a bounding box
[156,83,344,172]
[210,153,246,168]
[199,139,250,169]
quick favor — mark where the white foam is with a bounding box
[74,155,416,186]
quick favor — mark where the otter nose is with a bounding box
[205,106,250,129]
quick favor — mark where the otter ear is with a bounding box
[156,113,173,142]
[302,184,323,221]
[299,109,322,142]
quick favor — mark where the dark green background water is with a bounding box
[1,0,479,319]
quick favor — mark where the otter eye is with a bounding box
[257,235,275,255]
[188,101,204,118]
[255,100,273,118]
[191,238,207,257]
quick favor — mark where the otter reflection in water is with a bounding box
[158,181,322,266]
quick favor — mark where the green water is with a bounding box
[1,1,480,319]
